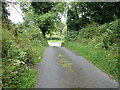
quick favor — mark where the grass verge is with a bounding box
[63,41,119,82]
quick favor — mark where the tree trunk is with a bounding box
[39,26,46,38]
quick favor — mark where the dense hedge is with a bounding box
[2,24,48,88]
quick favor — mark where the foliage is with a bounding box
[67,2,120,32]
[66,31,78,41]
[3,58,37,88]
[2,2,10,22]
[30,2,66,37]
[2,23,48,88]
[66,2,86,32]
[2,2,11,29]
[83,2,120,24]
[62,25,67,35]
[31,2,56,15]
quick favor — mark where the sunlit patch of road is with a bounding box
[48,42,61,46]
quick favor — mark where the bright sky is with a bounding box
[7,3,24,23]
[7,2,67,24]
[61,15,66,24]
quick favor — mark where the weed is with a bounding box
[58,54,74,72]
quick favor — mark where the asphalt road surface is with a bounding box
[35,42,118,88]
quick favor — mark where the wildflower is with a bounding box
[38,56,41,59]
[25,66,28,69]
[21,61,25,64]
[19,52,26,58]
[12,60,25,66]
[11,71,18,74]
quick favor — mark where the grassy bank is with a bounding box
[64,42,118,81]
[63,20,119,82]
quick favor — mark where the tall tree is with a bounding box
[31,2,66,37]
[84,2,120,24]
[67,2,89,32]
[2,2,11,28]
[31,2,56,37]
[67,2,120,32]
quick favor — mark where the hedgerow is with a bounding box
[2,24,48,88]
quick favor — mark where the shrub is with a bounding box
[2,59,37,88]
[2,24,48,88]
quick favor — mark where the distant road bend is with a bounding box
[35,42,118,88]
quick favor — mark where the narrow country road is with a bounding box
[35,42,118,88]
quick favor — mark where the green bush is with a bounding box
[67,31,79,41]
[99,19,120,49]
[79,22,99,39]
[2,59,37,88]
[2,24,48,88]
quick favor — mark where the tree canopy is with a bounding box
[30,2,66,37]
[67,2,120,31]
